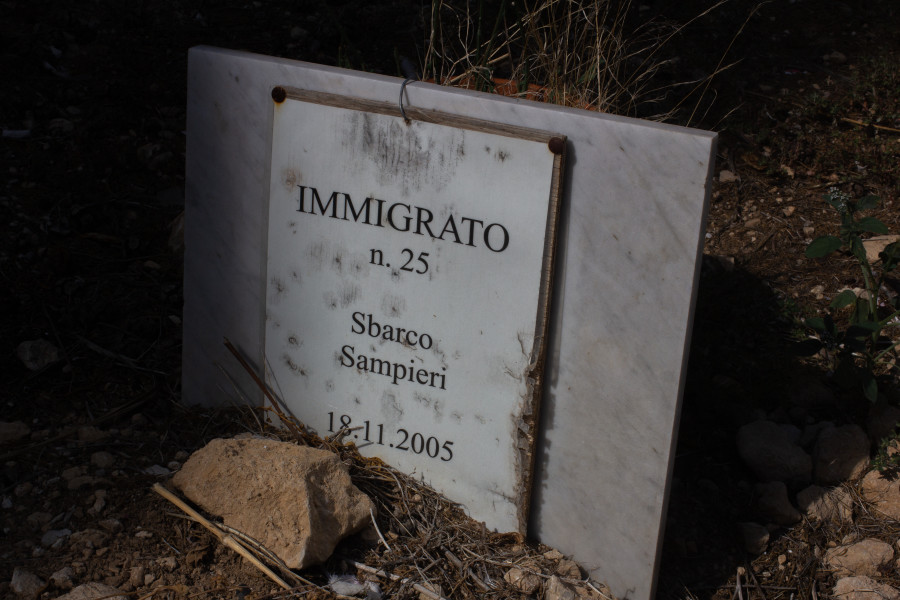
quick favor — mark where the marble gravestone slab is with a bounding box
[184,46,715,600]
[265,87,565,534]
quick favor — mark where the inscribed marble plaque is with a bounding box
[264,88,564,534]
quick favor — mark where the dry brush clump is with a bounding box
[422,0,737,121]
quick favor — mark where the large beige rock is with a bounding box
[813,425,869,484]
[860,471,900,520]
[796,485,852,525]
[833,576,900,600]
[173,437,374,569]
[825,538,894,577]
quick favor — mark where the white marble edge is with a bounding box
[183,45,717,600]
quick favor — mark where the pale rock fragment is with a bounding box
[173,437,374,569]
[504,567,541,594]
[49,566,74,590]
[718,170,739,183]
[860,471,900,520]
[796,485,852,524]
[10,567,45,598]
[53,582,128,600]
[863,235,900,264]
[832,575,900,600]
[545,575,577,600]
[825,538,893,577]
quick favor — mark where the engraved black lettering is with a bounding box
[415,206,437,237]
[351,311,365,334]
[387,202,412,232]
[484,223,510,252]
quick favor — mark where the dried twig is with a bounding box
[151,483,291,590]
[345,558,451,600]
[370,507,392,553]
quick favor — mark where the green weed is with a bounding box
[801,188,900,402]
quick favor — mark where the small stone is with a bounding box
[824,51,847,64]
[10,567,45,598]
[504,567,541,594]
[26,512,53,528]
[783,206,796,217]
[87,495,106,516]
[129,566,145,588]
[813,425,869,484]
[68,476,95,491]
[54,582,128,600]
[98,519,123,533]
[825,539,894,577]
[833,576,900,600]
[796,485,852,524]
[736,420,812,485]
[14,482,33,497]
[16,339,59,371]
[143,465,171,477]
[70,529,108,549]
[155,556,177,571]
[755,481,801,525]
[545,575,576,600]
[166,460,182,471]
[860,470,900,519]
[91,452,115,469]
[556,559,581,579]
[804,226,816,237]
[77,426,108,443]
[143,574,155,586]
[739,522,769,554]
[0,421,31,443]
[862,235,900,264]
[135,530,153,539]
[174,451,189,461]
[41,528,71,547]
[50,566,75,590]
[718,170,739,183]
[62,466,83,481]
[543,549,564,561]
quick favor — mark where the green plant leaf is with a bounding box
[805,317,827,332]
[881,242,900,272]
[862,370,879,403]
[793,339,823,356]
[856,216,890,235]
[850,236,868,264]
[829,289,858,310]
[846,323,880,339]
[806,236,843,258]
[857,194,880,211]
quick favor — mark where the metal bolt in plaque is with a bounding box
[264,86,565,533]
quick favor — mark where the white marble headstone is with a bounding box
[184,46,715,600]
[264,88,564,533]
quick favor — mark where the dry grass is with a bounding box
[422,0,737,121]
